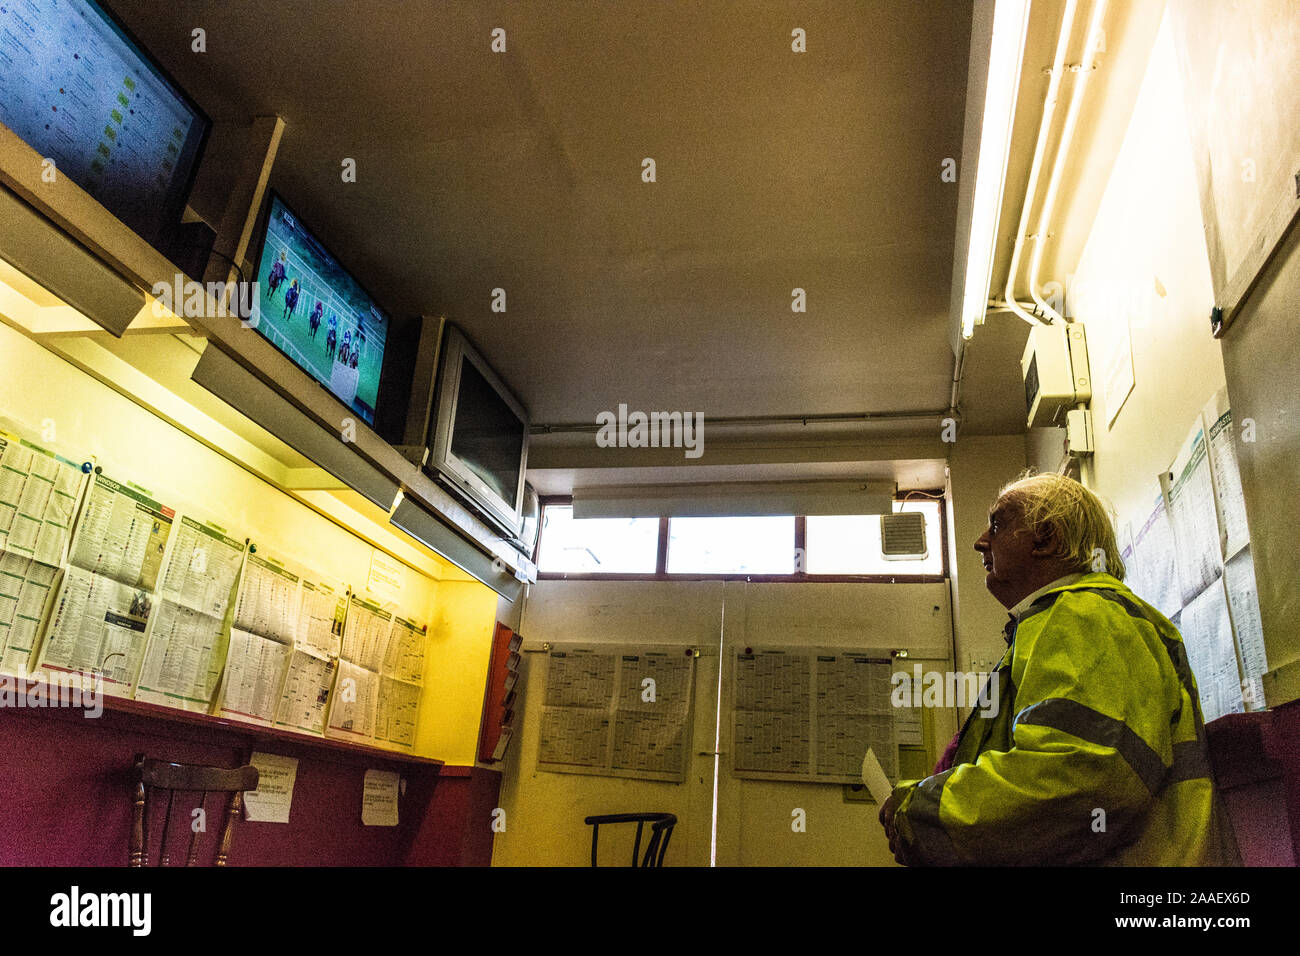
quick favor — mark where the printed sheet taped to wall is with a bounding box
[732,648,897,784]
[0,428,87,676]
[135,515,247,712]
[1125,388,1268,721]
[539,645,695,782]
[217,548,347,728]
[36,470,175,697]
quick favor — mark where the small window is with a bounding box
[667,516,795,575]
[536,505,659,574]
[805,501,943,575]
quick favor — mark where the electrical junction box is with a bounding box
[1066,407,1094,455]
[1021,323,1092,427]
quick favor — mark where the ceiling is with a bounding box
[104,0,1164,491]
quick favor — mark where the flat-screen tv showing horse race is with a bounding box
[0,0,210,249]
[249,192,390,426]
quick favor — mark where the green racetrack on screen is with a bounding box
[250,194,389,426]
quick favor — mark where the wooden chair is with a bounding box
[584,812,677,867]
[129,754,260,867]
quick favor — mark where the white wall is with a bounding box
[1032,15,1228,535]
[947,435,1028,684]
[717,580,952,866]
[492,578,954,866]
[491,580,724,866]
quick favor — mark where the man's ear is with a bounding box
[1030,521,1059,557]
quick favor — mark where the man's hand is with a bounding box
[878,791,908,865]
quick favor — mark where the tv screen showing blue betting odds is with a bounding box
[250,194,390,426]
[0,0,208,245]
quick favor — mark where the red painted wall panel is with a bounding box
[404,765,502,866]
[1206,708,1299,866]
[0,705,473,866]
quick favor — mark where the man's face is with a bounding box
[973,495,1039,609]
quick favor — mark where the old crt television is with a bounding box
[425,325,529,539]
[0,0,210,251]
[248,191,392,427]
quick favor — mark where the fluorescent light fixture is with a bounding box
[390,496,524,602]
[191,343,401,511]
[961,0,1032,340]
[0,185,145,337]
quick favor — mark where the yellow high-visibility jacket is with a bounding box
[892,573,1239,866]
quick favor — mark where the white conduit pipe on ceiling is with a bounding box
[1028,0,1109,324]
[1002,0,1077,327]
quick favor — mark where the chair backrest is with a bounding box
[584,812,678,867]
[130,754,260,867]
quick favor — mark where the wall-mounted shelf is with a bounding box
[2,677,445,770]
[478,622,522,763]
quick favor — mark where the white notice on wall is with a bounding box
[361,769,400,826]
[367,550,404,603]
[243,752,299,824]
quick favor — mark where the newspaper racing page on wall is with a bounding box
[271,572,348,735]
[275,644,338,735]
[325,594,393,743]
[296,577,347,659]
[374,615,425,748]
[375,675,421,747]
[814,653,896,783]
[135,515,246,712]
[732,647,898,784]
[1125,388,1268,722]
[1223,547,1268,709]
[325,658,379,742]
[35,471,175,696]
[0,429,88,676]
[217,549,303,726]
[1125,490,1182,620]
[733,649,810,776]
[340,594,392,672]
[1163,422,1221,605]
[1201,391,1268,709]
[538,645,696,782]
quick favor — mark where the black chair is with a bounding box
[584,812,677,867]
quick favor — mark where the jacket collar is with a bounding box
[1009,572,1086,621]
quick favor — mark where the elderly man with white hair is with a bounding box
[880,471,1239,866]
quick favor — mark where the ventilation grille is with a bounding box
[880,512,927,560]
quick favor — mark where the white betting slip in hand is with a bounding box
[861,748,893,805]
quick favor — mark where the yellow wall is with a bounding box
[0,321,498,762]
[418,579,500,765]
